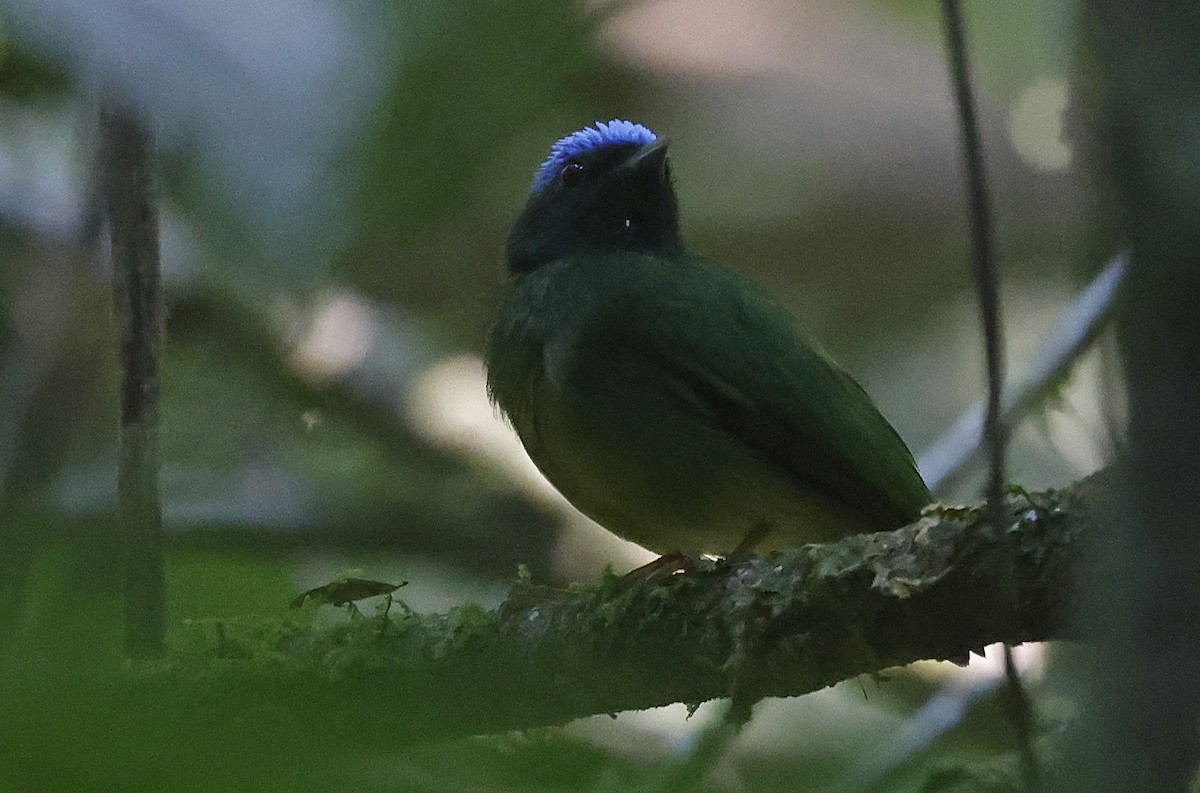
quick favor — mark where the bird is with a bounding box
[486,120,931,561]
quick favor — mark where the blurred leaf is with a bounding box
[0,0,391,271]
[0,30,70,100]
[169,551,299,626]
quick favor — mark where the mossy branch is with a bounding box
[117,473,1106,747]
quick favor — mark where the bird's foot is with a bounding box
[626,551,697,584]
[724,523,770,565]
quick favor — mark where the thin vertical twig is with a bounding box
[940,0,1005,513]
[101,97,167,658]
[939,1,1037,789]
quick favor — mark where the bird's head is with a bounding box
[506,120,684,273]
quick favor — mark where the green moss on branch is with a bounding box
[99,474,1103,745]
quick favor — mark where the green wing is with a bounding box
[573,252,931,527]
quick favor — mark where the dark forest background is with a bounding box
[1,0,1188,790]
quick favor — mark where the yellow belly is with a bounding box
[517,378,879,556]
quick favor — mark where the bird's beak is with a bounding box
[618,137,670,178]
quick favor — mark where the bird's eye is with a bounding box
[560,162,584,188]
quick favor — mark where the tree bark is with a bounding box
[133,472,1104,745]
[102,97,167,658]
[1082,3,1200,790]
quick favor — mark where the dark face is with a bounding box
[506,139,685,273]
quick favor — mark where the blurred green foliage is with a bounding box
[0,0,1107,789]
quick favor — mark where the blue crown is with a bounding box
[532,119,657,194]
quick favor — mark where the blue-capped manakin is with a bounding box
[487,120,930,558]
